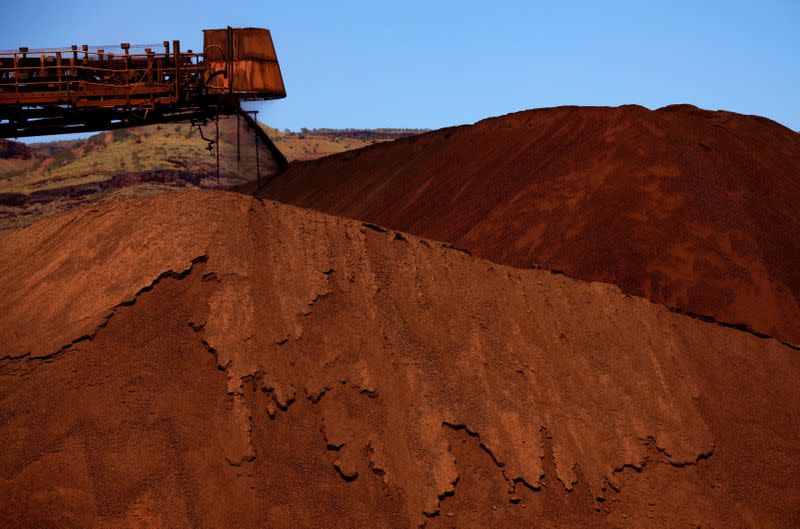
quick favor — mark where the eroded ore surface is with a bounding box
[1,190,798,528]
[258,104,800,345]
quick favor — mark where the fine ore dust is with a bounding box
[1,190,798,528]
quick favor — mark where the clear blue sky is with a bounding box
[2,0,798,132]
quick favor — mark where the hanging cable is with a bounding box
[253,110,261,189]
[215,111,220,182]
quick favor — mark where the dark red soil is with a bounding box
[1,191,799,528]
[258,105,800,344]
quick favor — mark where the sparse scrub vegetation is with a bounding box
[0,120,424,195]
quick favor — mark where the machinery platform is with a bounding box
[0,27,286,139]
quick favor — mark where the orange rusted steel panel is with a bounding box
[203,27,286,98]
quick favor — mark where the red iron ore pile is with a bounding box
[2,104,799,528]
[260,105,800,345]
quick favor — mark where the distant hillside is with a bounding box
[1,124,238,195]
[0,122,251,232]
[272,128,427,161]
[0,123,423,232]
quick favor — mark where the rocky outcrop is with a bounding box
[0,139,32,160]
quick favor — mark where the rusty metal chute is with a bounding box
[203,28,285,99]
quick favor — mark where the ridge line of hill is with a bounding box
[523,261,800,352]
[277,202,800,353]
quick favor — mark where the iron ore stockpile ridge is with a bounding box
[258,104,800,345]
[1,190,799,528]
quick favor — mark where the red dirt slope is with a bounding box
[257,105,800,344]
[1,191,799,528]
